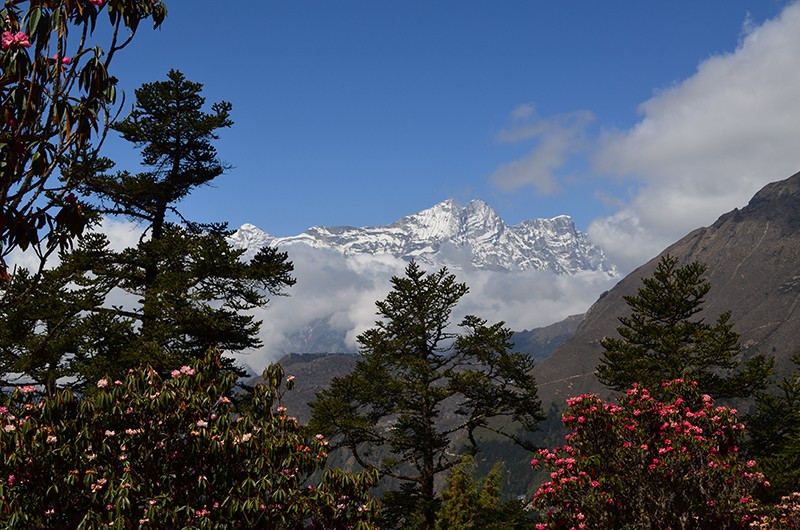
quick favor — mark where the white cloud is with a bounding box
[589,2,800,272]
[490,109,595,195]
[6,217,143,272]
[234,243,617,375]
[510,103,536,121]
[232,245,404,372]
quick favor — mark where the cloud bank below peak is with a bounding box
[232,244,617,375]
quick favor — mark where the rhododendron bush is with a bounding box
[0,352,379,529]
[1,0,166,274]
[530,380,799,529]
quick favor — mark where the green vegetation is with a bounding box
[2,2,799,524]
[529,379,799,529]
[309,262,544,529]
[435,455,529,530]
[0,351,380,528]
[747,355,800,500]
[0,70,294,389]
[597,254,773,399]
[0,0,166,277]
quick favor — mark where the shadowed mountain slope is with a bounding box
[535,170,800,406]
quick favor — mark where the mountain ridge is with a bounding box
[231,199,616,275]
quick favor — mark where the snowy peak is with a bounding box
[394,198,464,241]
[232,200,616,275]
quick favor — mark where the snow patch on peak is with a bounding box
[232,200,617,276]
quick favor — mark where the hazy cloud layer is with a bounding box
[589,3,800,272]
[10,221,614,376]
[234,244,617,374]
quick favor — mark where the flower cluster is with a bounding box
[531,380,771,529]
[1,31,31,50]
[0,352,380,528]
[170,365,196,378]
[750,492,800,528]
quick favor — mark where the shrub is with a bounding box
[0,352,379,529]
[530,380,770,529]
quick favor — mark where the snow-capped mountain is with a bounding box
[230,199,616,275]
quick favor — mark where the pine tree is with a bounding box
[596,254,772,399]
[435,456,528,530]
[0,71,294,387]
[0,262,132,395]
[76,69,295,374]
[746,355,800,500]
[309,262,543,530]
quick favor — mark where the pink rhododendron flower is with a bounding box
[1,31,31,49]
[97,378,109,388]
[2,32,15,49]
[88,0,104,5]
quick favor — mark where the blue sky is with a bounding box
[100,1,800,272]
[44,0,800,368]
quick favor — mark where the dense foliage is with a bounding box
[0,351,380,529]
[529,379,788,529]
[434,456,528,530]
[309,262,544,529]
[597,254,772,399]
[0,0,166,276]
[0,71,295,389]
[747,355,800,500]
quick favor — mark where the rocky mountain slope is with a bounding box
[535,170,800,406]
[231,199,616,275]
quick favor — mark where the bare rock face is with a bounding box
[535,170,800,406]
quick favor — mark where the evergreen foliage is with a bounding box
[747,354,800,500]
[435,456,529,530]
[596,254,772,399]
[308,262,544,530]
[0,71,294,387]
[0,263,130,394]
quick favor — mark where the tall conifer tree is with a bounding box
[309,262,543,530]
[0,71,294,387]
[596,254,772,399]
